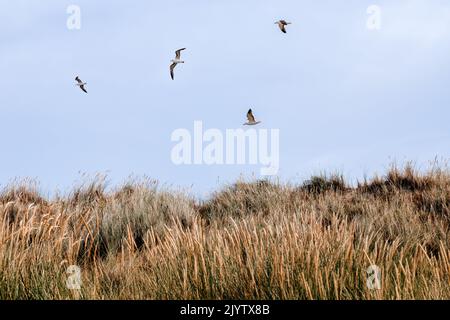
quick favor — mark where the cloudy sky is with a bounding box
[0,0,449,197]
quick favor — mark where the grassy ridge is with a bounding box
[0,164,449,299]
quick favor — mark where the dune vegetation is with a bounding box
[0,163,449,300]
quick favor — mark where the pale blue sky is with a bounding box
[0,0,449,197]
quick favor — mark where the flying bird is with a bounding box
[170,48,186,80]
[275,20,291,33]
[244,109,261,126]
[75,76,87,93]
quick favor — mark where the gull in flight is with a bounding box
[275,20,291,33]
[75,76,87,93]
[243,109,261,126]
[170,48,186,80]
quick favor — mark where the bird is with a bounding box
[275,20,291,33]
[75,76,87,93]
[170,48,186,80]
[243,109,261,126]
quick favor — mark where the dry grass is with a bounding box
[0,163,449,300]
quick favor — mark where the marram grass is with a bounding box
[0,164,449,300]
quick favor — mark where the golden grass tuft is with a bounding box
[0,163,449,299]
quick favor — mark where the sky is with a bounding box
[0,0,449,198]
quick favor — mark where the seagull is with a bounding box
[243,109,261,126]
[275,20,291,33]
[75,76,87,93]
[170,48,186,80]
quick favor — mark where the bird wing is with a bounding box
[170,62,177,80]
[80,85,87,93]
[75,76,83,84]
[175,48,186,59]
[247,109,256,123]
[280,20,288,25]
